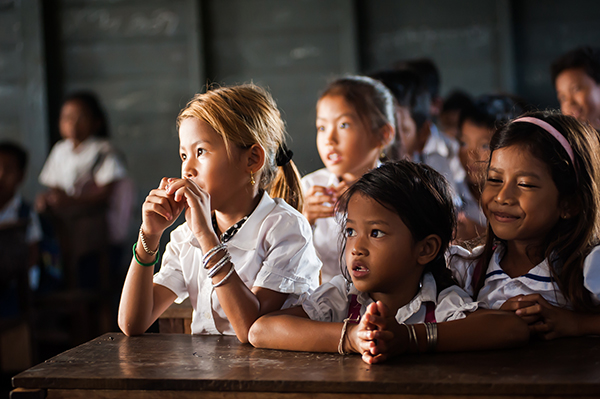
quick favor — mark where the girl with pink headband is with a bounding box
[449,110,600,340]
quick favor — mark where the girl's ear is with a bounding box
[379,123,394,147]
[416,234,442,266]
[246,143,265,174]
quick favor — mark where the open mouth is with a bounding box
[351,263,370,277]
[327,152,341,163]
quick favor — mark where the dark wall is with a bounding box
[2,0,600,229]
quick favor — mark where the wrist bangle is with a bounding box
[424,322,438,352]
[132,243,160,267]
[203,243,227,269]
[401,322,419,353]
[207,252,231,278]
[212,263,236,287]
[139,226,159,255]
[338,317,358,355]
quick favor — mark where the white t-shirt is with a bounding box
[301,168,344,284]
[298,273,478,324]
[449,244,600,309]
[153,191,322,335]
[0,194,42,244]
[39,137,127,196]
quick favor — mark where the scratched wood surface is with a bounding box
[12,334,600,396]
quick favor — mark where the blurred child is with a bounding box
[451,111,600,339]
[302,76,395,284]
[249,162,528,363]
[0,142,42,316]
[551,46,600,130]
[456,94,526,242]
[439,90,473,140]
[118,84,321,342]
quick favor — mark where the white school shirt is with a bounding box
[449,244,600,309]
[39,137,127,196]
[153,191,322,335]
[301,167,343,284]
[298,273,478,324]
[413,124,466,208]
[0,194,42,244]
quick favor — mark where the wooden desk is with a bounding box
[11,333,600,398]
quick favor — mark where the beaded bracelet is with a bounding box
[212,263,236,287]
[132,243,160,267]
[207,252,231,278]
[139,227,159,255]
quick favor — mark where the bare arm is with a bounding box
[249,306,347,352]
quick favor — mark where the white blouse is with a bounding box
[449,244,600,309]
[297,273,478,324]
[153,191,322,335]
[301,167,345,284]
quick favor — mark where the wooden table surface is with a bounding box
[11,333,600,398]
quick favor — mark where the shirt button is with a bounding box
[204,312,211,319]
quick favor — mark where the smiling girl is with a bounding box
[118,85,321,342]
[451,111,600,339]
[302,76,396,284]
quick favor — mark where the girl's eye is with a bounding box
[181,153,187,161]
[370,229,385,238]
[316,126,325,132]
[197,148,204,156]
[486,177,502,184]
[345,227,356,237]
[339,122,349,129]
[518,182,536,188]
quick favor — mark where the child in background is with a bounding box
[371,69,466,209]
[302,76,395,284]
[439,90,473,140]
[451,111,600,339]
[551,46,600,130]
[249,162,528,363]
[0,142,42,316]
[456,94,526,242]
[118,84,321,342]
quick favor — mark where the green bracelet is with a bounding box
[132,242,160,267]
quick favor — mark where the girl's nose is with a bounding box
[181,162,196,178]
[495,183,516,205]
[351,238,368,257]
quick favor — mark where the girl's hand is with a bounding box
[164,177,216,248]
[500,295,541,325]
[302,185,337,225]
[141,178,186,237]
[514,294,581,339]
[354,301,406,364]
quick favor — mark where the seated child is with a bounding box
[456,94,526,242]
[0,141,42,316]
[439,90,473,140]
[249,161,529,364]
[551,46,600,130]
[302,76,396,283]
[451,111,600,340]
[118,84,321,342]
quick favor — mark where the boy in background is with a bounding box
[551,46,600,130]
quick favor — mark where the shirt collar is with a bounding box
[487,242,554,284]
[421,124,449,158]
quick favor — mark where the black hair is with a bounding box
[395,58,441,100]
[459,94,528,132]
[0,141,28,174]
[335,161,457,293]
[63,91,109,137]
[370,69,431,130]
[551,46,600,86]
[442,90,473,114]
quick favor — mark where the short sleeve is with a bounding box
[435,285,480,321]
[253,210,321,294]
[153,237,189,304]
[583,246,600,305]
[94,150,127,187]
[298,275,350,322]
[38,144,62,188]
[447,245,480,296]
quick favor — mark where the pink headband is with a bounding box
[513,116,577,176]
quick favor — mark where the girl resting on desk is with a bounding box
[450,111,600,340]
[249,161,530,363]
[118,84,321,342]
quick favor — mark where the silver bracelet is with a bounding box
[207,252,231,278]
[139,226,158,255]
[402,323,419,353]
[212,263,236,287]
[338,317,353,355]
[203,243,226,269]
[424,322,438,352]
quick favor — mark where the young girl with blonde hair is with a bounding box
[118,84,321,342]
